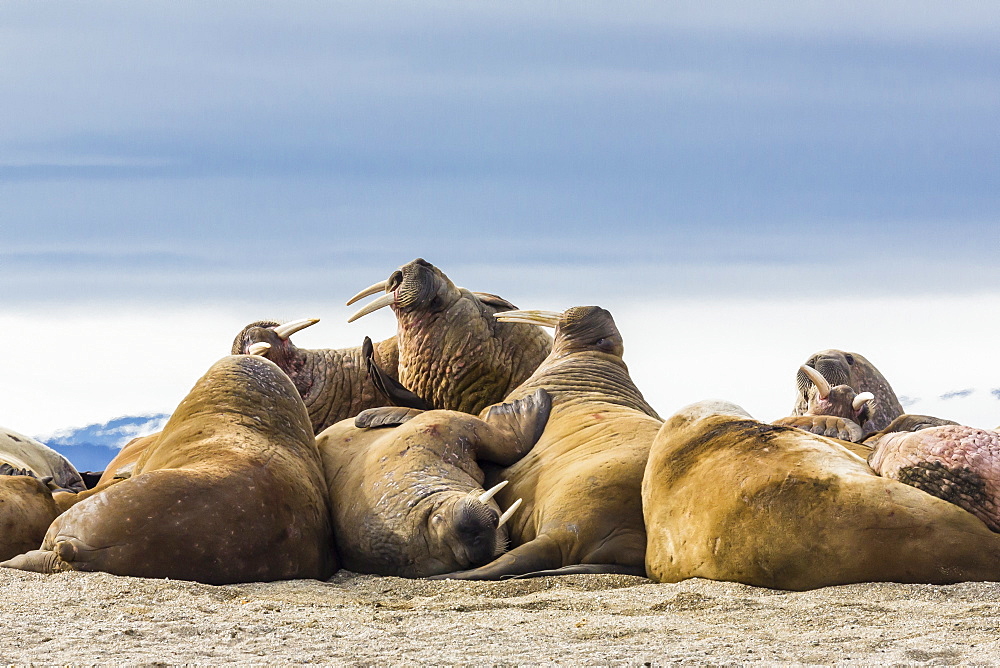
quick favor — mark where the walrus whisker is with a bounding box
[494,309,561,328]
[800,365,832,400]
[477,480,508,505]
[497,498,522,528]
[346,280,388,306]
[348,293,396,323]
[272,318,319,340]
[853,392,875,411]
[247,342,271,356]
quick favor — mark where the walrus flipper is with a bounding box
[773,415,864,443]
[506,564,648,579]
[355,407,426,429]
[0,549,72,574]
[470,292,518,311]
[867,414,961,439]
[477,389,552,466]
[427,534,564,580]
[363,336,432,410]
[0,464,35,478]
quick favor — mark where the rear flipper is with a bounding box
[0,548,73,574]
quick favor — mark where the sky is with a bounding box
[2,1,999,436]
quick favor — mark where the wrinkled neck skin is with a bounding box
[289,338,400,434]
[505,350,660,419]
[395,288,551,415]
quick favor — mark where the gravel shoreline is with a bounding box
[3,569,1000,664]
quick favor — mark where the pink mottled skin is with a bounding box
[869,425,1000,532]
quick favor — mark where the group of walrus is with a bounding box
[2,258,1000,591]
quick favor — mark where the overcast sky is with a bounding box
[2,2,999,434]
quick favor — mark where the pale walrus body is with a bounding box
[2,356,336,584]
[347,258,553,415]
[316,389,550,577]
[869,424,1000,532]
[435,306,662,580]
[0,428,86,560]
[643,401,1000,591]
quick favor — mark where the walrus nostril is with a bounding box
[387,270,403,292]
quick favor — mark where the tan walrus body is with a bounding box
[3,355,335,584]
[643,401,1000,591]
[0,427,86,559]
[436,306,661,579]
[316,390,549,577]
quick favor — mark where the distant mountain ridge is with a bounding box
[37,414,170,472]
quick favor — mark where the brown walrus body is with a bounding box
[0,428,86,560]
[232,319,400,433]
[435,306,662,579]
[315,390,550,577]
[787,349,904,436]
[347,258,553,415]
[643,400,1000,591]
[2,355,335,584]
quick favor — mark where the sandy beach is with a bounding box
[3,568,999,664]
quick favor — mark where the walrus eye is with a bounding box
[845,354,855,365]
[431,514,444,525]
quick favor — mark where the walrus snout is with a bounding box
[449,497,501,567]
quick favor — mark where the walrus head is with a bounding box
[799,365,874,427]
[346,259,552,414]
[494,306,623,359]
[793,349,903,433]
[230,318,319,395]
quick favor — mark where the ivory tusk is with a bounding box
[247,342,271,356]
[800,365,832,400]
[477,480,508,505]
[497,498,522,528]
[494,309,561,328]
[346,280,389,306]
[272,318,319,340]
[853,392,875,411]
[347,293,396,323]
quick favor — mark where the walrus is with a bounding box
[0,427,85,560]
[783,349,905,438]
[315,389,551,577]
[231,318,401,433]
[773,365,875,443]
[346,258,553,415]
[432,306,662,580]
[868,423,1000,532]
[2,355,336,584]
[643,400,1000,591]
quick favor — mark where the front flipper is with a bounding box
[476,389,552,466]
[0,548,73,574]
[427,534,563,580]
[506,564,648,579]
[355,407,425,429]
[363,336,432,410]
[773,415,864,442]
[865,413,960,440]
[0,464,35,478]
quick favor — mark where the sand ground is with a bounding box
[2,569,1000,665]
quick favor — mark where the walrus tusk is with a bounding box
[272,318,320,340]
[348,293,396,323]
[853,392,875,411]
[494,309,561,328]
[477,480,508,505]
[346,280,388,306]
[497,498,522,528]
[247,342,271,356]
[800,365,832,400]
